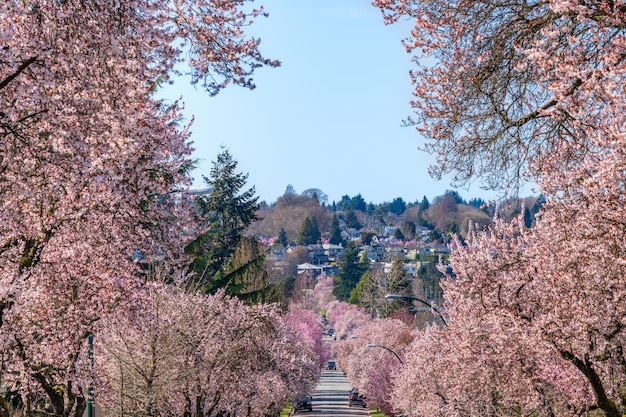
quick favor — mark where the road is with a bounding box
[298,366,370,417]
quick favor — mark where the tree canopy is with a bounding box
[186,148,261,296]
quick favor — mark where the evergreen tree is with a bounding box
[350,267,383,315]
[350,194,367,212]
[296,216,320,245]
[400,220,416,240]
[333,241,368,301]
[393,228,405,241]
[345,209,361,229]
[468,197,485,208]
[361,231,375,246]
[389,197,407,215]
[337,195,351,211]
[185,147,260,294]
[419,196,430,212]
[278,228,288,247]
[523,207,533,229]
[379,257,412,318]
[329,214,342,245]
[222,236,279,304]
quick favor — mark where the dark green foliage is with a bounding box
[350,268,381,314]
[379,257,412,317]
[344,209,361,229]
[393,228,404,240]
[468,197,485,208]
[530,194,546,216]
[449,220,459,234]
[350,194,367,212]
[337,195,351,211]
[400,220,416,240]
[429,229,442,243]
[417,255,445,304]
[417,196,430,227]
[389,197,406,215]
[329,214,342,245]
[185,147,260,295]
[523,207,533,229]
[278,228,288,247]
[336,194,366,211]
[361,231,375,246]
[445,189,466,205]
[296,216,320,245]
[333,241,368,301]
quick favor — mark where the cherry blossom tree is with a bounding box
[312,273,335,312]
[0,0,277,415]
[326,302,370,341]
[336,318,415,415]
[373,0,626,193]
[374,2,626,415]
[283,308,329,369]
[393,210,626,417]
[97,285,319,417]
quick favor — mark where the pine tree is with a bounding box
[333,241,368,301]
[379,257,412,317]
[345,209,361,229]
[296,216,320,245]
[329,214,342,245]
[185,147,260,294]
[278,228,288,247]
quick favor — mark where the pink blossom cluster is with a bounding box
[0,0,277,415]
[369,0,626,415]
[96,285,320,416]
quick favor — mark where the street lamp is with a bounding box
[365,343,403,365]
[385,294,447,326]
[87,333,94,417]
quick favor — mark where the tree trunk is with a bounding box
[560,350,620,417]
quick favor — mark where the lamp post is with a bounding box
[385,294,447,326]
[365,343,403,365]
[87,333,94,417]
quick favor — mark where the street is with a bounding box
[299,365,370,417]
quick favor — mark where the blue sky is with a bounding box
[163,1,506,205]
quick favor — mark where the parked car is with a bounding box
[326,360,336,370]
[348,388,367,408]
[293,394,313,412]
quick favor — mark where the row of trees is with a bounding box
[251,187,545,246]
[338,0,626,415]
[0,1,326,416]
[97,284,321,417]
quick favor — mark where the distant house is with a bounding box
[383,226,397,236]
[382,261,419,280]
[307,244,328,264]
[385,246,405,260]
[322,243,343,261]
[430,244,450,255]
[418,246,433,256]
[341,228,361,241]
[297,263,323,278]
[322,264,339,276]
[416,226,432,242]
[271,246,286,262]
[362,245,380,262]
